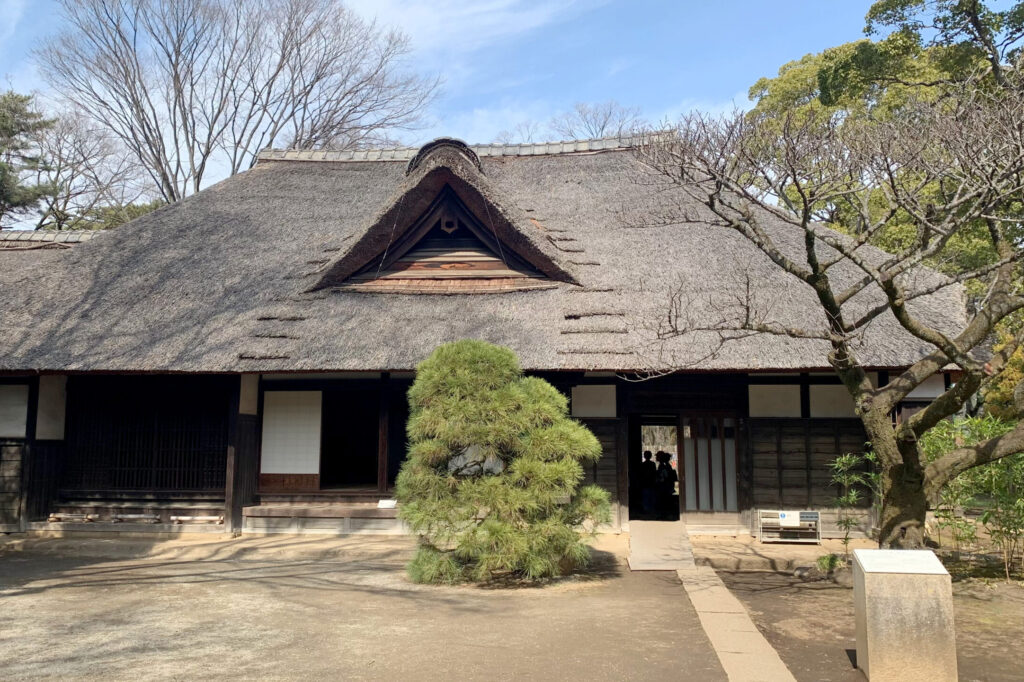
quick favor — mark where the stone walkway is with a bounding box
[679,565,796,682]
[627,520,695,570]
[629,521,796,682]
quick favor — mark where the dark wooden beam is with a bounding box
[224,376,241,533]
[378,373,390,493]
[16,378,40,531]
[799,373,811,419]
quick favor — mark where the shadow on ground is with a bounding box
[0,534,725,681]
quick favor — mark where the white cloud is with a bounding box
[345,0,605,59]
[411,99,561,145]
[0,0,26,45]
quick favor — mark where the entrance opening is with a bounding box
[629,416,680,521]
[320,388,380,488]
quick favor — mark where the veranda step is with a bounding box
[242,503,398,519]
[170,515,224,524]
[47,513,101,523]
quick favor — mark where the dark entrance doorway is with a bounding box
[320,387,380,488]
[628,415,680,521]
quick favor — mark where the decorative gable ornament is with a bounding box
[344,185,549,291]
[312,138,577,294]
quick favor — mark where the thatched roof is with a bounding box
[0,138,966,374]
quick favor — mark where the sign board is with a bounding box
[853,549,948,575]
[778,511,800,528]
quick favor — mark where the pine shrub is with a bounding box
[395,340,611,583]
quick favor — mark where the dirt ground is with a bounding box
[690,535,877,570]
[0,535,725,681]
[718,570,1024,682]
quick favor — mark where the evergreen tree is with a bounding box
[0,91,53,227]
[396,340,611,583]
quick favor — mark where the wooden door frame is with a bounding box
[676,410,740,514]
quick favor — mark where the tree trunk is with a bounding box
[878,464,929,548]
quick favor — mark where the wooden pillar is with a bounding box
[21,378,38,531]
[615,417,629,529]
[799,373,811,418]
[804,420,813,508]
[377,373,390,492]
[224,373,261,533]
[223,376,242,532]
[775,423,784,507]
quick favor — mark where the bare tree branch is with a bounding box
[35,0,439,202]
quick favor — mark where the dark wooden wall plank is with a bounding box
[749,418,868,509]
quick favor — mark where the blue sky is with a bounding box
[2,0,878,145]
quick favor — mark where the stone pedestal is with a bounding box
[853,549,957,681]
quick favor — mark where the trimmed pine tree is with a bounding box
[395,340,611,583]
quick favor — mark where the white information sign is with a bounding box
[853,549,948,575]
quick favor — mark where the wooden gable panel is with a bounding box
[347,184,552,291]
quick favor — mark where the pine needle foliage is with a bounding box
[396,340,611,583]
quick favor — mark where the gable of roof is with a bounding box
[312,138,578,290]
[341,184,559,294]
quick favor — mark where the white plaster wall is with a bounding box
[260,391,322,474]
[810,384,857,418]
[571,385,616,418]
[748,385,801,418]
[0,384,29,438]
[907,374,946,400]
[36,375,66,440]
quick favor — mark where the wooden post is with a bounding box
[18,377,39,532]
[615,417,629,529]
[719,416,726,512]
[676,413,686,514]
[377,373,390,493]
[775,423,784,507]
[223,376,242,532]
[804,420,813,508]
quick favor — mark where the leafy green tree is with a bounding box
[830,453,871,563]
[920,415,1022,578]
[80,200,164,230]
[977,455,1024,580]
[395,340,611,583]
[865,0,1024,89]
[747,3,1022,292]
[0,91,53,227]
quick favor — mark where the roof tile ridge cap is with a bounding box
[467,135,640,157]
[256,135,642,164]
[255,147,419,163]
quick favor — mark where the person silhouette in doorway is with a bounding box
[639,450,657,515]
[655,451,678,520]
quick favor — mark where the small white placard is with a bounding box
[377,499,397,509]
[853,549,948,575]
[778,511,801,528]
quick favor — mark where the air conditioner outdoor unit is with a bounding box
[757,509,821,544]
